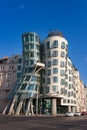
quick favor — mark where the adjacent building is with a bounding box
[0,55,21,112]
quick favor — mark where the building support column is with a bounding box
[8,97,16,115]
[72,106,76,113]
[51,98,57,116]
[68,106,71,112]
[15,100,23,115]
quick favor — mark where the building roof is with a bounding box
[47,30,63,38]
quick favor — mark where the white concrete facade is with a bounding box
[42,32,77,114]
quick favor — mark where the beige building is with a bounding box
[0,55,22,113]
[79,80,86,112]
[84,87,87,111]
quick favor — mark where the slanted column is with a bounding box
[15,100,23,115]
[51,98,57,115]
[8,97,16,115]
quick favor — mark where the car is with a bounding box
[81,111,87,115]
[74,112,81,116]
[65,112,74,117]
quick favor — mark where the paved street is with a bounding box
[0,115,87,130]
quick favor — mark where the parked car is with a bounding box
[65,112,74,117]
[74,112,81,116]
[81,111,87,115]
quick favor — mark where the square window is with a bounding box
[53,77,58,82]
[53,86,58,92]
[53,68,58,74]
[53,51,58,57]
[53,59,58,65]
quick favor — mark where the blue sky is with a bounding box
[0,0,87,85]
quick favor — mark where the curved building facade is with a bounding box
[42,31,76,114]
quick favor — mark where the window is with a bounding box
[53,86,58,92]
[60,70,65,76]
[48,61,51,67]
[35,35,39,42]
[31,76,36,81]
[69,76,72,81]
[17,65,21,71]
[25,44,29,50]
[61,51,65,57]
[63,99,66,103]
[17,73,21,78]
[61,42,65,49]
[21,84,26,90]
[30,44,34,49]
[69,84,72,89]
[28,84,35,90]
[25,35,29,42]
[47,78,50,84]
[68,99,70,103]
[47,69,51,75]
[25,76,30,81]
[53,77,58,82]
[53,40,58,48]
[61,79,65,85]
[64,89,67,95]
[68,92,70,97]
[53,59,58,65]
[46,87,49,93]
[30,34,34,41]
[53,51,58,57]
[69,69,72,74]
[42,70,46,75]
[30,52,34,57]
[18,58,22,64]
[36,45,39,50]
[47,51,51,57]
[42,78,45,84]
[60,61,65,67]
[53,68,58,74]
[30,60,34,65]
[60,88,64,94]
[65,81,68,87]
[47,42,50,49]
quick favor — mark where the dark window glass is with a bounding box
[47,42,50,49]
[53,68,58,74]
[30,34,34,41]
[53,40,58,48]
[61,42,65,49]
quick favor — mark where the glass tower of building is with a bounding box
[3,32,45,115]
